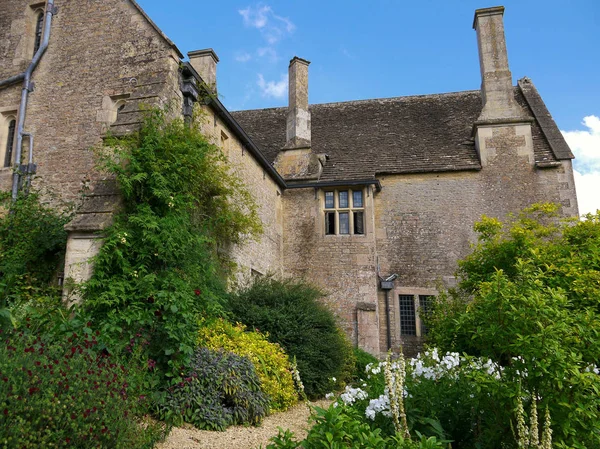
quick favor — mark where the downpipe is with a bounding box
[8,0,56,201]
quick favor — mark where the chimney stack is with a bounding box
[473,7,523,121]
[284,56,311,149]
[274,56,324,180]
[188,48,219,93]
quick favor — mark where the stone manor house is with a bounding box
[0,1,578,355]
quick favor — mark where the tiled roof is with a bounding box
[232,81,571,182]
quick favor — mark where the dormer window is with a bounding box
[33,11,44,56]
[324,188,365,235]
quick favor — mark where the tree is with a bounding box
[428,204,600,448]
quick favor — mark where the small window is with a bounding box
[353,211,364,235]
[323,188,365,236]
[325,192,334,209]
[339,191,348,208]
[33,12,44,56]
[325,211,336,235]
[4,119,16,168]
[353,190,363,207]
[399,295,417,336]
[339,212,349,234]
[419,295,434,335]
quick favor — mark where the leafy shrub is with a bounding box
[228,277,354,398]
[82,109,262,377]
[428,206,600,448]
[157,347,269,430]
[265,404,446,449]
[198,318,297,411]
[0,326,166,448]
[0,192,71,329]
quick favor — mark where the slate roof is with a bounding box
[232,80,573,183]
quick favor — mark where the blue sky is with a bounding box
[137,0,599,215]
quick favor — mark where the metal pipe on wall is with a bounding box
[10,0,56,200]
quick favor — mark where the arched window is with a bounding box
[4,119,16,168]
[33,11,44,56]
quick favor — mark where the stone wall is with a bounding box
[281,186,380,349]
[196,105,284,282]
[0,0,182,204]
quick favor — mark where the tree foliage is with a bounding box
[428,204,600,448]
[0,192,71,329]
[82,109,262,377]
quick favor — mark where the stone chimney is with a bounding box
[473,7,524,121]
[472,7,535,168]
[274,56,325,180]
[284,56,311,149]
[188,48,219,93]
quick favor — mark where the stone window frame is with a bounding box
[322,187,366,236]
[0,110,19,170]
[396,289,437,338]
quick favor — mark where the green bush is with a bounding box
[265,404,446,449]
[0,192,71,329]
[427,205,600,448]
[198,318,298,411]
[228,277,354,398]
[82,108,262,377]
[0,326,166,448]
[156,347,269,430]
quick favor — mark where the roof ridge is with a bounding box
[232,89,482,113]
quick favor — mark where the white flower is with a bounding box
[325,393,334,399]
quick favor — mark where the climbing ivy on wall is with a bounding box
[82,108,262,376]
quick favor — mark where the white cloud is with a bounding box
[239,4,270,29]
[573,169,600,216]
[238,4,295,44]
[257,73,287,99]
[562,115,600,216]
[235,52,252,62]
[257,46,278,62]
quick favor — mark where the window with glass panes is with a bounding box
[4,119,16,168]
[324,188,365,235]
[399,295,417,336]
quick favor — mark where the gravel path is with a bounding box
[155,399,331,449]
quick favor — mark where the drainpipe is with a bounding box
[22,132,35,194]
[0,73,25,89]
[380,274,398,352]
[9,0,57,201]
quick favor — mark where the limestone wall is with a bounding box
[281,186,380,348]
[0,0,182,203]
[196,105,284,282]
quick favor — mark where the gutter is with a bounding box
[286,178,382,192]
[0,0,57,200]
